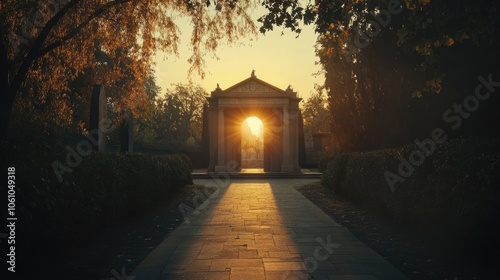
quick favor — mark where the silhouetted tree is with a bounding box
[260,0,500,151]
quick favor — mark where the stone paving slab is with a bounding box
[131,179,409,280]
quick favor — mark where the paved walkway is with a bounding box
[131,179,409,280]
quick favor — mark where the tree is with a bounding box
[164,83,208,144]
[260,0,500,151]
[301,84,331,141]
[144,68,162,101]
[135,82,208,147]
[241,121,263,159]
[1,0,257,141]
[243,135,262,158]
[132,68,162,144]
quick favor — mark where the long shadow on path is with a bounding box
[131,179,409,280]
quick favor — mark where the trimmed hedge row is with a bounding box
[4,146,192,256]
[321,137,500,252]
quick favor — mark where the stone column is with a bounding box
[89,85,107,152]
[289,106,301,173]
[281,105,293,173]
[208,102,218,172]
[215,107,226,172]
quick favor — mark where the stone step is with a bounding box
[191,172,322,180]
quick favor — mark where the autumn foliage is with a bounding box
[1,0,257,141]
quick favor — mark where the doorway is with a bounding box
[241,116,264,172]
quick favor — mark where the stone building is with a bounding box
[207,72,302,173]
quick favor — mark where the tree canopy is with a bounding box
[260,0,500,151]
[1,0,257,140]
[301,84,330,140]
[135,82,208,147]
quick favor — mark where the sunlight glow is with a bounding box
[243,116,263,137]
[154,5,323,101]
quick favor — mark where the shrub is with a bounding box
[321,137,500,253]
[3,145,192,259]
[318,153,335,173]
[320,153,349,193]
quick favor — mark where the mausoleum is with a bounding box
[207,71,302,173]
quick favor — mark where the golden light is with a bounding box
[243,116,263,137]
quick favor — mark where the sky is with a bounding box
[153,6,323,101]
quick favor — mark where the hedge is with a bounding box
[3,145,192,258]
[321,136,500,253]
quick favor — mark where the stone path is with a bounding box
[131,179,409,280]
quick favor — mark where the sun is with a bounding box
[244,116,263,137]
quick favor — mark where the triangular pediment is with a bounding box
[209,74,299,99]
[224,77,285,94]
